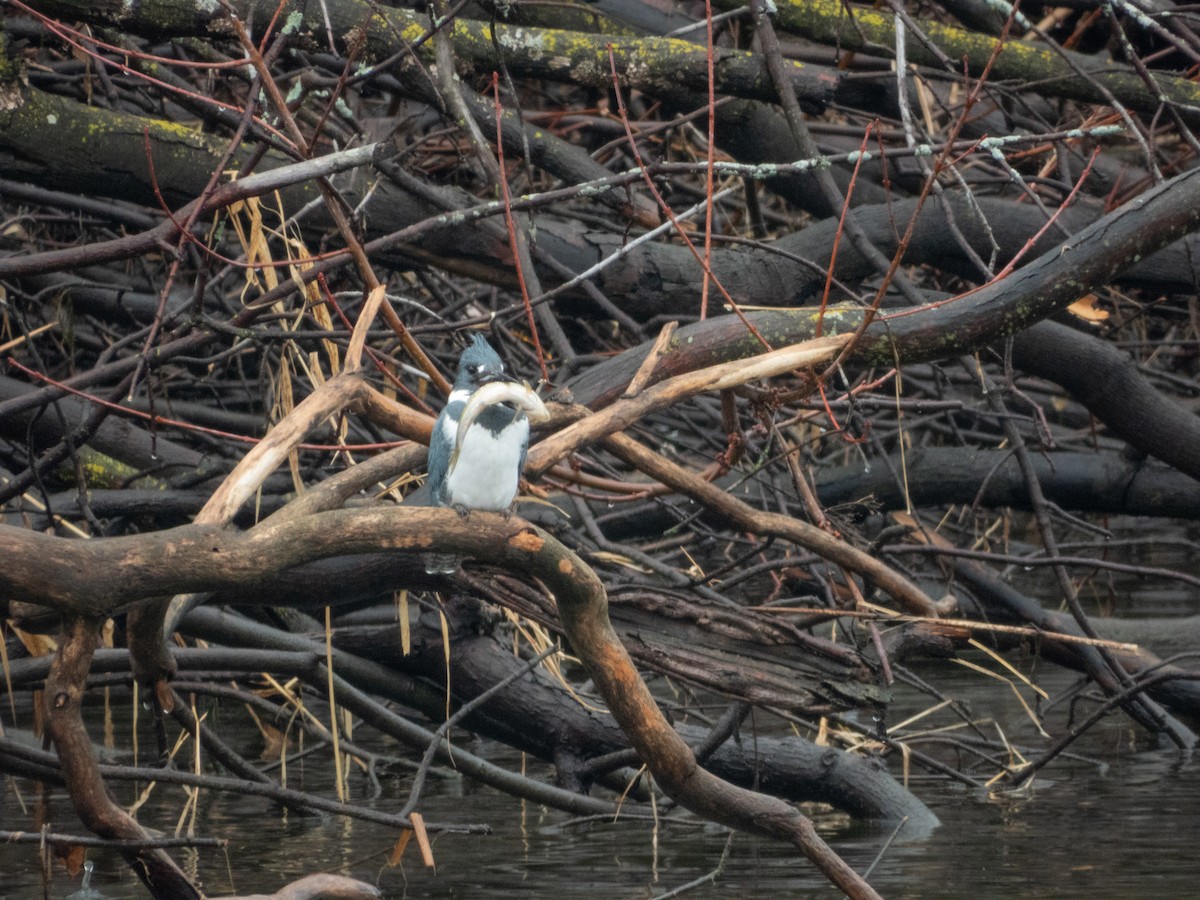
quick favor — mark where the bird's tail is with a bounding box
[423,552,461,575]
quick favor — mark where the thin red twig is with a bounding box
[820,6,1023,385]
[139,131,355,275]
[990,146,1103,281]
[12,0,296,151]
[5,359,407,453]
[816,122,877,338]
[700,0,718,321]
[491,73,550,383]
[9,0,247,70]
[883,145,1103,319]
[605,45,771,350]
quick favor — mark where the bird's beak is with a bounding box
[479,371,518,385]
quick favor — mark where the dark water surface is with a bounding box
[3,665,1199,899]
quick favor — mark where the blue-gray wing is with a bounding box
[518,416,529,476]
[426,408,455,507]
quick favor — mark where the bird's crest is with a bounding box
[455,333,506,388]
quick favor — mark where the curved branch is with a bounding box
[529,334,850,474]
[601,433,946,618]
[44,617,201,899]
[0,509,880,896]
[1011,320,1200,481]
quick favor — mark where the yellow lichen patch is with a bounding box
[799,304,862,332]
[764,0,1067,70]
[146,118,206,141]
[69,448,163,490]
[396,19,430,47]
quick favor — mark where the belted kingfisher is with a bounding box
[426,335,530,567]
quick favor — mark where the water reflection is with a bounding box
[4,669,1199,898]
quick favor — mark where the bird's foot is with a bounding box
[452,503,471,519]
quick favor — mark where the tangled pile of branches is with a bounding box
[2,0,1200,896]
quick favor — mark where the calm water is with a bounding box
[3,663,1199,899]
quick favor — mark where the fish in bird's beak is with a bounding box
[448,381,549,475]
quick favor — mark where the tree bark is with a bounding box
[44,618,201,899]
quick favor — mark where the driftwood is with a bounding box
[3,0,1200,896]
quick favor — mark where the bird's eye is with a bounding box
[467,364,478,375]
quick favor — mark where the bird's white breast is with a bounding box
[440,399,529,511]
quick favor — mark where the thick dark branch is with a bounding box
[0,509,880,893]
[742,0,1200,123]
[28,0,839,113]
